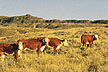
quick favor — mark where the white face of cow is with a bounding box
[18,42,24,57]
[94,34,99,40]
[44,38,49,45]
[0,54,5,61]
[62,39,68,46]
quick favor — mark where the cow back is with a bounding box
[18,39,43,50]
[48,38,61,47]
[81,35,94,43]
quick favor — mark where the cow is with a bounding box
[81,34,99,47]
[0,44,19,62]
[37,37,68,54]
[17,39,47,56]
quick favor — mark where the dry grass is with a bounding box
[0,25,108,72]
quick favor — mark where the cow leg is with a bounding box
[37,46,45,56]
[86,41,90,48]
[54,47,58,55]
[14,51,18,63]
[43,47,47,54]
[56,45,61,55]
[82,41,85,46]
[84,42,87,47]
[90,41,93,47]
[37,48,41,56]
[40,46,46,54]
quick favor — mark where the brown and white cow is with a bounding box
[17,39,47,56]
[0,44,19,62]
[37,37,68,54]
[81,34,99,47]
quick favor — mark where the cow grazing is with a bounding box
[81,34,99,47]
[48,38,68,54]
[37,37,68,54]
[17,39,47,56]
[0,44,19,62]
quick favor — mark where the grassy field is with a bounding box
[0,25,108,72]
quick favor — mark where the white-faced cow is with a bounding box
[81,34,99,47]
[0,44,19,62]
[37,37,68,54]
[17,39,47,56]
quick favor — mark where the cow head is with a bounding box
[17,42,24,57]
[93,34,99,40]
[43,38,49,45]
[62,39,68,46]
[0,54,5,61]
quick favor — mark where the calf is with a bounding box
[0,44,19,62]
[17,39,46,56]
[81,34,99,47]
[37,37,68,54]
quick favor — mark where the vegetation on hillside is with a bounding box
[0,14,108,29]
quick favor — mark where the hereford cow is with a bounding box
[81,34,99,47]
[17,39,47,56]
[0,44,19,62]
[37,37,68,54]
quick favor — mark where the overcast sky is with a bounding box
[0,0,108,20]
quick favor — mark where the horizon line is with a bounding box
[0,14,108,20]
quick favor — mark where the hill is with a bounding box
[0,14,108,25]
[0,14,45,24]
[0,14,108,29]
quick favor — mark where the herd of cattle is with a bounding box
[0,34,99,63]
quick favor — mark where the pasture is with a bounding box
[0,25,108,72]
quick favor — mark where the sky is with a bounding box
[0,0,108,20]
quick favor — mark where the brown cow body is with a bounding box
[81,34,99,47]
[17,39,46,56]
[0,44,19,62]
[37,37,68,54]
